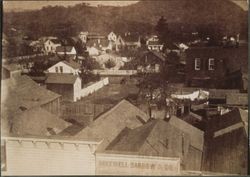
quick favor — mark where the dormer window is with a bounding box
[208,58,215,70]
[195,58,201,70]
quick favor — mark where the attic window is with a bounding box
[19,106,27,111]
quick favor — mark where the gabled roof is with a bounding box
[74,99,150,151]
[149,50,167,62]
[61,60,81,69]
[45,73,79,84]
[86,38,109,48]
[56,46,75,53]
[120,33,140,43]
[169,116,204,151]
[11,107,71,137]
[1,76,61,135]
[50,39,61,44]
[2,63,21,72]
[1,75,60,111]
[165,43,180,50]
[147,41,163,46]
[107,118,203,159]
[209,108,248,136]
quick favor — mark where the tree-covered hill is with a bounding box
[3,0,247,39]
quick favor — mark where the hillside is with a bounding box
[3,0,248,39]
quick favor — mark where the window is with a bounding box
[60,66,63,73]
[208,58,215,70]
[195,58,201,70]
[55,67,58,73]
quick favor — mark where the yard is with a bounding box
[60,79,140,128]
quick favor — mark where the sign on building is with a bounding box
[96,152,181,175]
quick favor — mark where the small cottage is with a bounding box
[45,73,82,102]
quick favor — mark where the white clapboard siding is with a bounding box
[2,138,98,176]
[47,61,79,75]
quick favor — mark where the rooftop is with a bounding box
[61,60,81,69]
[74,99,150,151]
[1,75,60,115]
[49,39,61,44]
[10,107,71,137]
[168,116,204,151]
[147,40,163,46]
[56,46,75,53]
[209,108,248,135]
[107,118,204,161]
[86,38,109,48]
[120,33,140,43]
[45,73,79,84]
[226,93,248,106]
[2,63,22,72]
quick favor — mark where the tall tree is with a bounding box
[155,16,170,44]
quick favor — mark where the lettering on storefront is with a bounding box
[96,154,180,175]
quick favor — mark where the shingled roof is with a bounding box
[11,107,71,137]
[56,46,75,53]
[147,41,163,46]
[120,33,140,43]
[106,118,204,167]
[61,60,81,69]
[1,75,61,136]
[74,99,150,151]
[209,108,248,136]
[1,75,60,114]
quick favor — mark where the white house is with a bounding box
[46,73,82,102]
[87,46,100,56]
[79,31,88,43]
[146,35,164,51]
[107,32,117,42]
[47,60,81,75]
[44,39,61,54]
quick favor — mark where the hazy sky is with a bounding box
[3,1,139,12]
[3,0,248,12]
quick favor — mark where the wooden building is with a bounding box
[106,117,204,171]
[1,135,101,175]
[45,73,82,102]
[185,46,248,89]
[202,108,248,175]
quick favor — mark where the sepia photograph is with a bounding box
[1,0,249,176]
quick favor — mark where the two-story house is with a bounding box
[115,33,141,51]
[185,46,248,89]
[79,31,88,43]
[107,32,117,42]
[47,60,81,75]
[137,51,168,73]
[44,39,62,54]
[146,35,164,52]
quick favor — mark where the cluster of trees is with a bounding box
[4,0,246,42]
[155,15,246,46]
